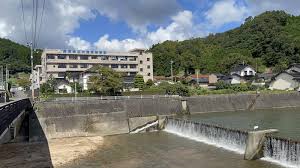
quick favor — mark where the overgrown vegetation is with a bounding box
[150,11,300,76]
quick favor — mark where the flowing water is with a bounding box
[66,107,300,168]
[164,107,300,168]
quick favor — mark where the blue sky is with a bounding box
[0,0,299,51]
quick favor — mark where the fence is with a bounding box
[0,98,32,135]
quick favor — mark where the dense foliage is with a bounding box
[88,66,122,95]
[150,11,300,76]
[0,38,41,74]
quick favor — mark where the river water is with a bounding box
[66,132,282,168]
[179,107,300,140]
[67,107,300,168]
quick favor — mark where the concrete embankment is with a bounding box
[31,92,300,140]
[187,92,300,114]
[31,98,181,140]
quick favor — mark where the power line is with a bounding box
[31,0,35,45]
[20,0,28,43]
[33,0,39,49]
[37,0,46,49]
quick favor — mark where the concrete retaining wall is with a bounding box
[187,92,300,114]
[31,98,181,140]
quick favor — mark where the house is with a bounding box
[230,64,256,77]
[219,74,246,84]
[55,79,72,93]
[209,73,225,84]
[269,64,300,90]
[190,74,209,85]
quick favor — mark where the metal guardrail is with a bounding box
[0,98,32,135]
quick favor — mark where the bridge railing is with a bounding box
[0,98,32,136]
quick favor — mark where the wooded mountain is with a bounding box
[150,11,300,76]
[0,38,40,74]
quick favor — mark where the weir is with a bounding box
[164,118,300,168]
[164,118,248,154]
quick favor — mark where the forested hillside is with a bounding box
[150,11,300,76]
[0,38,40,74]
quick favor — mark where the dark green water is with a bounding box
[179,107,300,140]
[66,132,282,168]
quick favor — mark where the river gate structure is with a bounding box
[1,93,300,167]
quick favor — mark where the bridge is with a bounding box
[0,98,33,144]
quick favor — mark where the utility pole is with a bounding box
[28,42,34,101]
[170,60,174,82]
[5,65,9,103]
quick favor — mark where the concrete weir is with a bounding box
[244,129,278,160]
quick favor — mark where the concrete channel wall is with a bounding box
[32,92,300,140]
[31,98,182,140]
[187,92,300,114]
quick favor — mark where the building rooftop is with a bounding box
[231,64,254,72]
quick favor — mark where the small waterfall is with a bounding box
[164,118,247,154]
[263,136,300,168]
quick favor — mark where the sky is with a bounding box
[0,0,300,51]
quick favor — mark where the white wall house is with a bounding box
[269,72,300,90]
[269,64,300,90]
[230,64,256,77]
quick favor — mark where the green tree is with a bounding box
[145,79,154,88]
[134,74,145,90]
[88,66,122,95]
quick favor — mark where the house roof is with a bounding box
[231,64,254,72]
[273,71,300,81]
[190,74,209,79]
[211,73,225,78]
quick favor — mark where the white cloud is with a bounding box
[0,20,15,38]
[94,34,146,51]
[246,0,300,16]
[147,10,205,44]
[205,0,248,27]
[67,37,91,50]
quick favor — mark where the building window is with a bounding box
[77,50,81,53]
[119,57,127,61]
[86,51,89,54]
[140,60,143,64]
[148,73,151,76]
[69,64,78,68]
[147,58,150,61]
[249,71,253,75]
[91,56,97,59]
[129,57,136,61]
[111,64,118,69]
[80,64,88,68]
[58,55,66,59]
[111,56,118,61]
[69,55,78,60]
[129,72,137,76]
[129,64,137,69]
[80,56,88,60]
[53,65,56,68]
[58,64,66,68]
[91,51,94,54]
[121,65,128,69]
[244,71,247,75]
[147,65,151,69]
[47,55,55,59]
[58,72,65,78]
[101,56,108,60]
[140,68,143,72]
[95,51,98,54]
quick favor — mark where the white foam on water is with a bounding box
[164,119,246,154]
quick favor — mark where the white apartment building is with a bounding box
[39,48,153,91]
